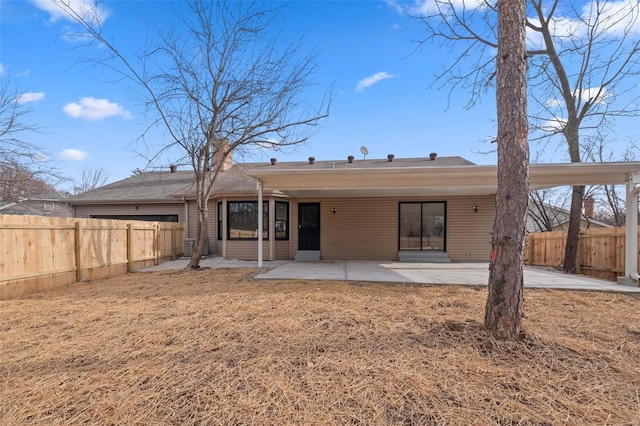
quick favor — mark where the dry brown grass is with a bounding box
[1,268,639,425]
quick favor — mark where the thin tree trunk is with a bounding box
[484,0,529,341]
[187,188,209,269]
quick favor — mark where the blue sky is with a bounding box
[1,0,638,190]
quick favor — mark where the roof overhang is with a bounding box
[247,162,640,198]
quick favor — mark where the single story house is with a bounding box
[526,197,611,233]
[66,154,640,280]
[0,192,72,217]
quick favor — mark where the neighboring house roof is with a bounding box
[527,202,611,233]
[0,192,73,216]
[0,201,50,216]
[24,192,69,201]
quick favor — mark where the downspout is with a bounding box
[620,172,640,285]
[182,197,189,237]
[257,180,263,268]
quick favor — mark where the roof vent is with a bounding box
[347,155,354,164]
[308,156,315,165]
[429,152,437,161]
[169,165,177,173]
[387,154,394,162]
[270,158,277,165]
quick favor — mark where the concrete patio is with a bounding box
[255,261,640,293]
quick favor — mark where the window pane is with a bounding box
[217,202,222,240]
[228,201,268,240]
[422,203,445,251]
[399,203,421,250]
[275,201,288,240]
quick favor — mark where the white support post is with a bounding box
[258,180,263,268]
[222,197,227,258]
[619,172,640,286]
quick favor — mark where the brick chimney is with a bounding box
[213,139,233,172]
[584,196,595,218]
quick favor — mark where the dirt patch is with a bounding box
[1,269,639,425]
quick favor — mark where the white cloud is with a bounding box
[63,97,132,121]
[541,117,567,133]
[30,0,109,25]
[16,91,45,104]
[355,71,397,92]
[528,0,640,48]
[387,0,488,16]
[580,87,610,104]
[58,149,89,161]
[586,0,640,37]
[546,87,609,108]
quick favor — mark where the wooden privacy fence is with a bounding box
[526,226,633,282]
[0,215,184,300]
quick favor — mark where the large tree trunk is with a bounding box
[562,123,583,273]
[484,0,529,341]
[563,185,585,273]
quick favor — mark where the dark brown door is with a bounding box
[298,203,320,250]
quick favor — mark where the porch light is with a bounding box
[472,206,479,213]
[331,208,338,214]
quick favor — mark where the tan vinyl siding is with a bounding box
[320,199,398,260]
[445,196,495,261]
[275,240,292,260]
[291,196,495,262]
[226,241,269,260]
[187,201,198,239]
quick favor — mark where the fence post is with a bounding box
[171,224,177,260]
[75,220,83,282]
[576,230,583,274]
[155,223,161,265]
[527,234,533,265]
[127,222,134,273]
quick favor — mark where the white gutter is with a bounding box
[182,197,189,238]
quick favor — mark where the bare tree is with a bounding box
[528,188,569,231]
[583,135,638,226]
[484,0,529,340]
[73,164,110,194]
[0,74,53,201]
[54,0,329,268]
[413,0,640,273]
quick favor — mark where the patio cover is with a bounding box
[247,161,640,283]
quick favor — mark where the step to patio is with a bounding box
[398,251,451,263]
[295,250,321,261]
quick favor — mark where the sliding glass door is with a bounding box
[399,202,446,251]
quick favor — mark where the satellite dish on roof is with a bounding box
[360,146,368,159]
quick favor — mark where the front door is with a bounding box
[298,203,320,250]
